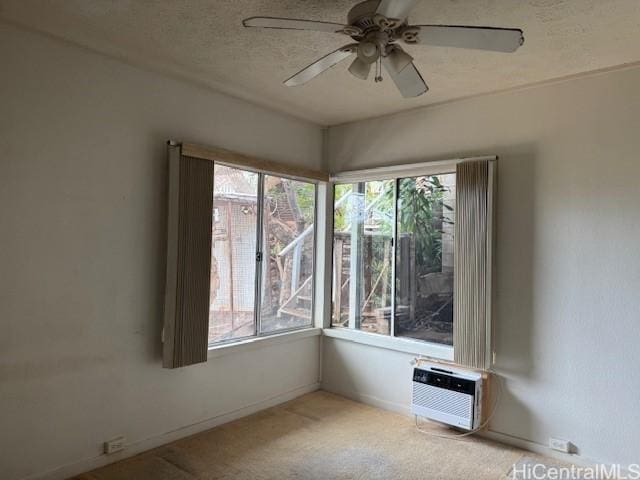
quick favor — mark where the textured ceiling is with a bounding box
[1,0,639,125]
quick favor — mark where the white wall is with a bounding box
[0,22,323,480]
[4,16,640,478]
[324,65,640,467]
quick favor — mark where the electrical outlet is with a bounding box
[549,437,572,453]
[104,436,125,455]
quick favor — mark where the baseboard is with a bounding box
[24,382,320,480]
[481,429,597,468]
[321,384,411,416]
[320,385,603,469]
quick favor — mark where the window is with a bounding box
[260,175,315,333]
[164,141,491,369]
[210,165,259,342]
[332,181,394,335]
[163,142,328,368]
[331,172,456,346]
[395,173,455,345]
[210,164,316,345]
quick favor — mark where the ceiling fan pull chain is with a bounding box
[375,57,383,83]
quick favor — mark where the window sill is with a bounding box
[207,327,322,359]
[322,327,454,361]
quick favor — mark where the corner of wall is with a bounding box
[321,126,330,173]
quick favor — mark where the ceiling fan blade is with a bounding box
[284,45,357,87]
[243,16,347,33]
[408,25,524,52]
[375,0,418,20]
[385,45,414,75]
[382,57,428,98]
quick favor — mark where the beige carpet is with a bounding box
[74,391,529,480]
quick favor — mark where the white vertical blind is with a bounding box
[453,159,495,370]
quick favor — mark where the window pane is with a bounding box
[210,164,258,343]
[331,181,394,335]
[395,173,455,345]
[259,176,315,333]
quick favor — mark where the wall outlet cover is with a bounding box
[548,437,572,453]
[104,436,126,455]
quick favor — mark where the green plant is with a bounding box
[398,175,452,274]
[291,181,316,224]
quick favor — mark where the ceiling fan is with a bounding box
[243,0,524,98]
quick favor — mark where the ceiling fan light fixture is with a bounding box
[356,41,380,63]
[348,57,372,80]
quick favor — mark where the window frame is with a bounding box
[208,160,320,349]
[328,156,496,360]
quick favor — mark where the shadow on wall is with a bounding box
[321,337,360,403]
[489,143,539,442]
[493,143,538,378]
[322,336,417,413]
[150,134,171,361]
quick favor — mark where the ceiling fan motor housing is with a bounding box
[347,0,406,42]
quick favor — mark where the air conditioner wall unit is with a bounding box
[411,362,484,431]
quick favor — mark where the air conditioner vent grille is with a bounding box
[412,383,473,419]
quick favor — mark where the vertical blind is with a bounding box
[163,145,214,368]
[453,159,495,370]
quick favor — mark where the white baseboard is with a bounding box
[321,385,602,469]
[321,384,411,416]
[481,430,596,468]
[24,382,320,480]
